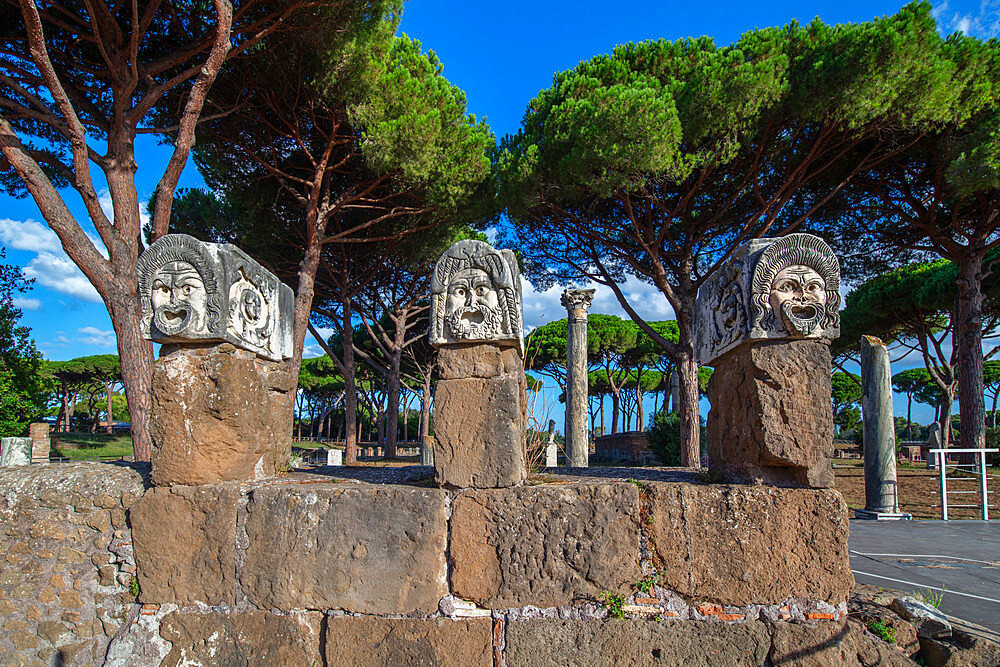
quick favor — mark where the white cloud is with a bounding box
[302,343,326,359]
[22,252,102,302]
[934,0,1000,37]
[12,297,41,311]
[77,326,116,347]
[521,274,675,332]
[0,218,62,253]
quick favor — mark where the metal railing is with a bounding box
[928,448,997,520]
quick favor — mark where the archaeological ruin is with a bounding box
[697,233,841,488]
[0,234,962,666]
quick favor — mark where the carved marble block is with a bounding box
[137,234,296,485]
[695,234,840,366]
[429,239,527,488]
[701,234,841,489]
[430,239,523,351]
[137,234,294,362]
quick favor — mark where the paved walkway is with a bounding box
[849,520,1000,634]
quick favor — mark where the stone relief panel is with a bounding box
[695,234,840,365]
[429,239,523,349]
[138,234,294,361]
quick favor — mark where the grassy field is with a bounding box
[50,432,134,461]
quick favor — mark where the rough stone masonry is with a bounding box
[136,233,296,485]
[696,233,841,487]
[428,239,528,488]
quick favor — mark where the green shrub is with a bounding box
[985,428,1000,467]
[598,591,626,619]
[647,411,706,466]
[866,619,895,643]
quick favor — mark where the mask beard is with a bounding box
[780,299,823,336]
[447,304,503,341]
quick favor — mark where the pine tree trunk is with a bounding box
[954,252,987,450]
[610,389,620,434]
[108,294,154,461]
[992,389,998,428]
[420,374,432,446]
[384,350,402,458]
[342,297,358,464]
[675,307,701,468]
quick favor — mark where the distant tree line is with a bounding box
[2,2,998,466]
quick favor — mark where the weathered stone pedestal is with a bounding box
[707,340,835,487]
[433,344,526,488]
[697,234,842,489]
[428,239,527,489]
[856,336,911,520]
[150,343,295,486]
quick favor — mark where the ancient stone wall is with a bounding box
[1,463,935,666]
[0,463,145,666]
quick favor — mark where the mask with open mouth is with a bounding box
[446,304,502,340]
[150,260,208,337]
[768,265,827,337]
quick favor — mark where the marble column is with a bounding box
[562,289,595,467]
[857,336,911,519]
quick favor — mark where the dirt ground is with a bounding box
[834,461,997,520]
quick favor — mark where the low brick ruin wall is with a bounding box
[0,463,918,666]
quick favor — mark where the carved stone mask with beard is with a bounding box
[151,260,208,336]
[444,267,505,341]
[768,265,827,337]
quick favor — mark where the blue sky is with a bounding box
[2,0,997,428]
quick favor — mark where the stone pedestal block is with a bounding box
[450,483,640,608]
[28,423,50,463]
[241,485,448,614]
[505,619,772,667]
[0,437,31,467]
[326,448,342,466]
[131,483,240,605]
[707,339,835,488]
[149,344,293,486]
[325,617,492,667]
[437,343,523,380]
[433,374,526,488]
[647,482,853,605]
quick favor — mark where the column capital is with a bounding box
[561,288,595,311]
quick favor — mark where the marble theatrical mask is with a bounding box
[768,265,827,336]
[151,261,208,336]
[445,267,503,340]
